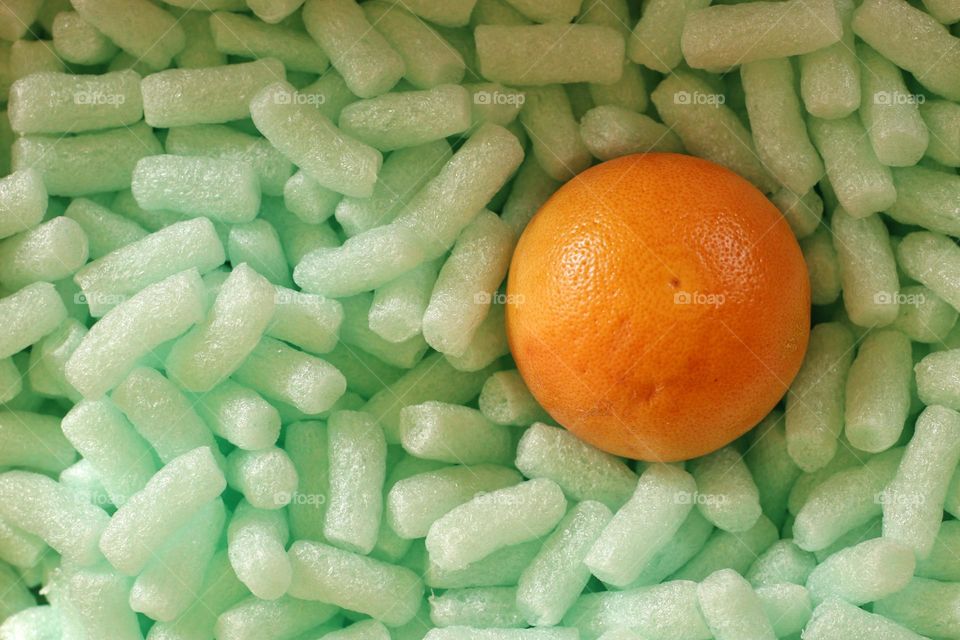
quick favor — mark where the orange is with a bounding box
[505,153,810,462]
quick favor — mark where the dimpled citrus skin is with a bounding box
[506,153,810,462]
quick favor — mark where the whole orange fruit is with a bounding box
[505,153,810,462]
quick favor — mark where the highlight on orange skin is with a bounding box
[505,153,811,462]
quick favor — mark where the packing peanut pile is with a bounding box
[0,0,959,639]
